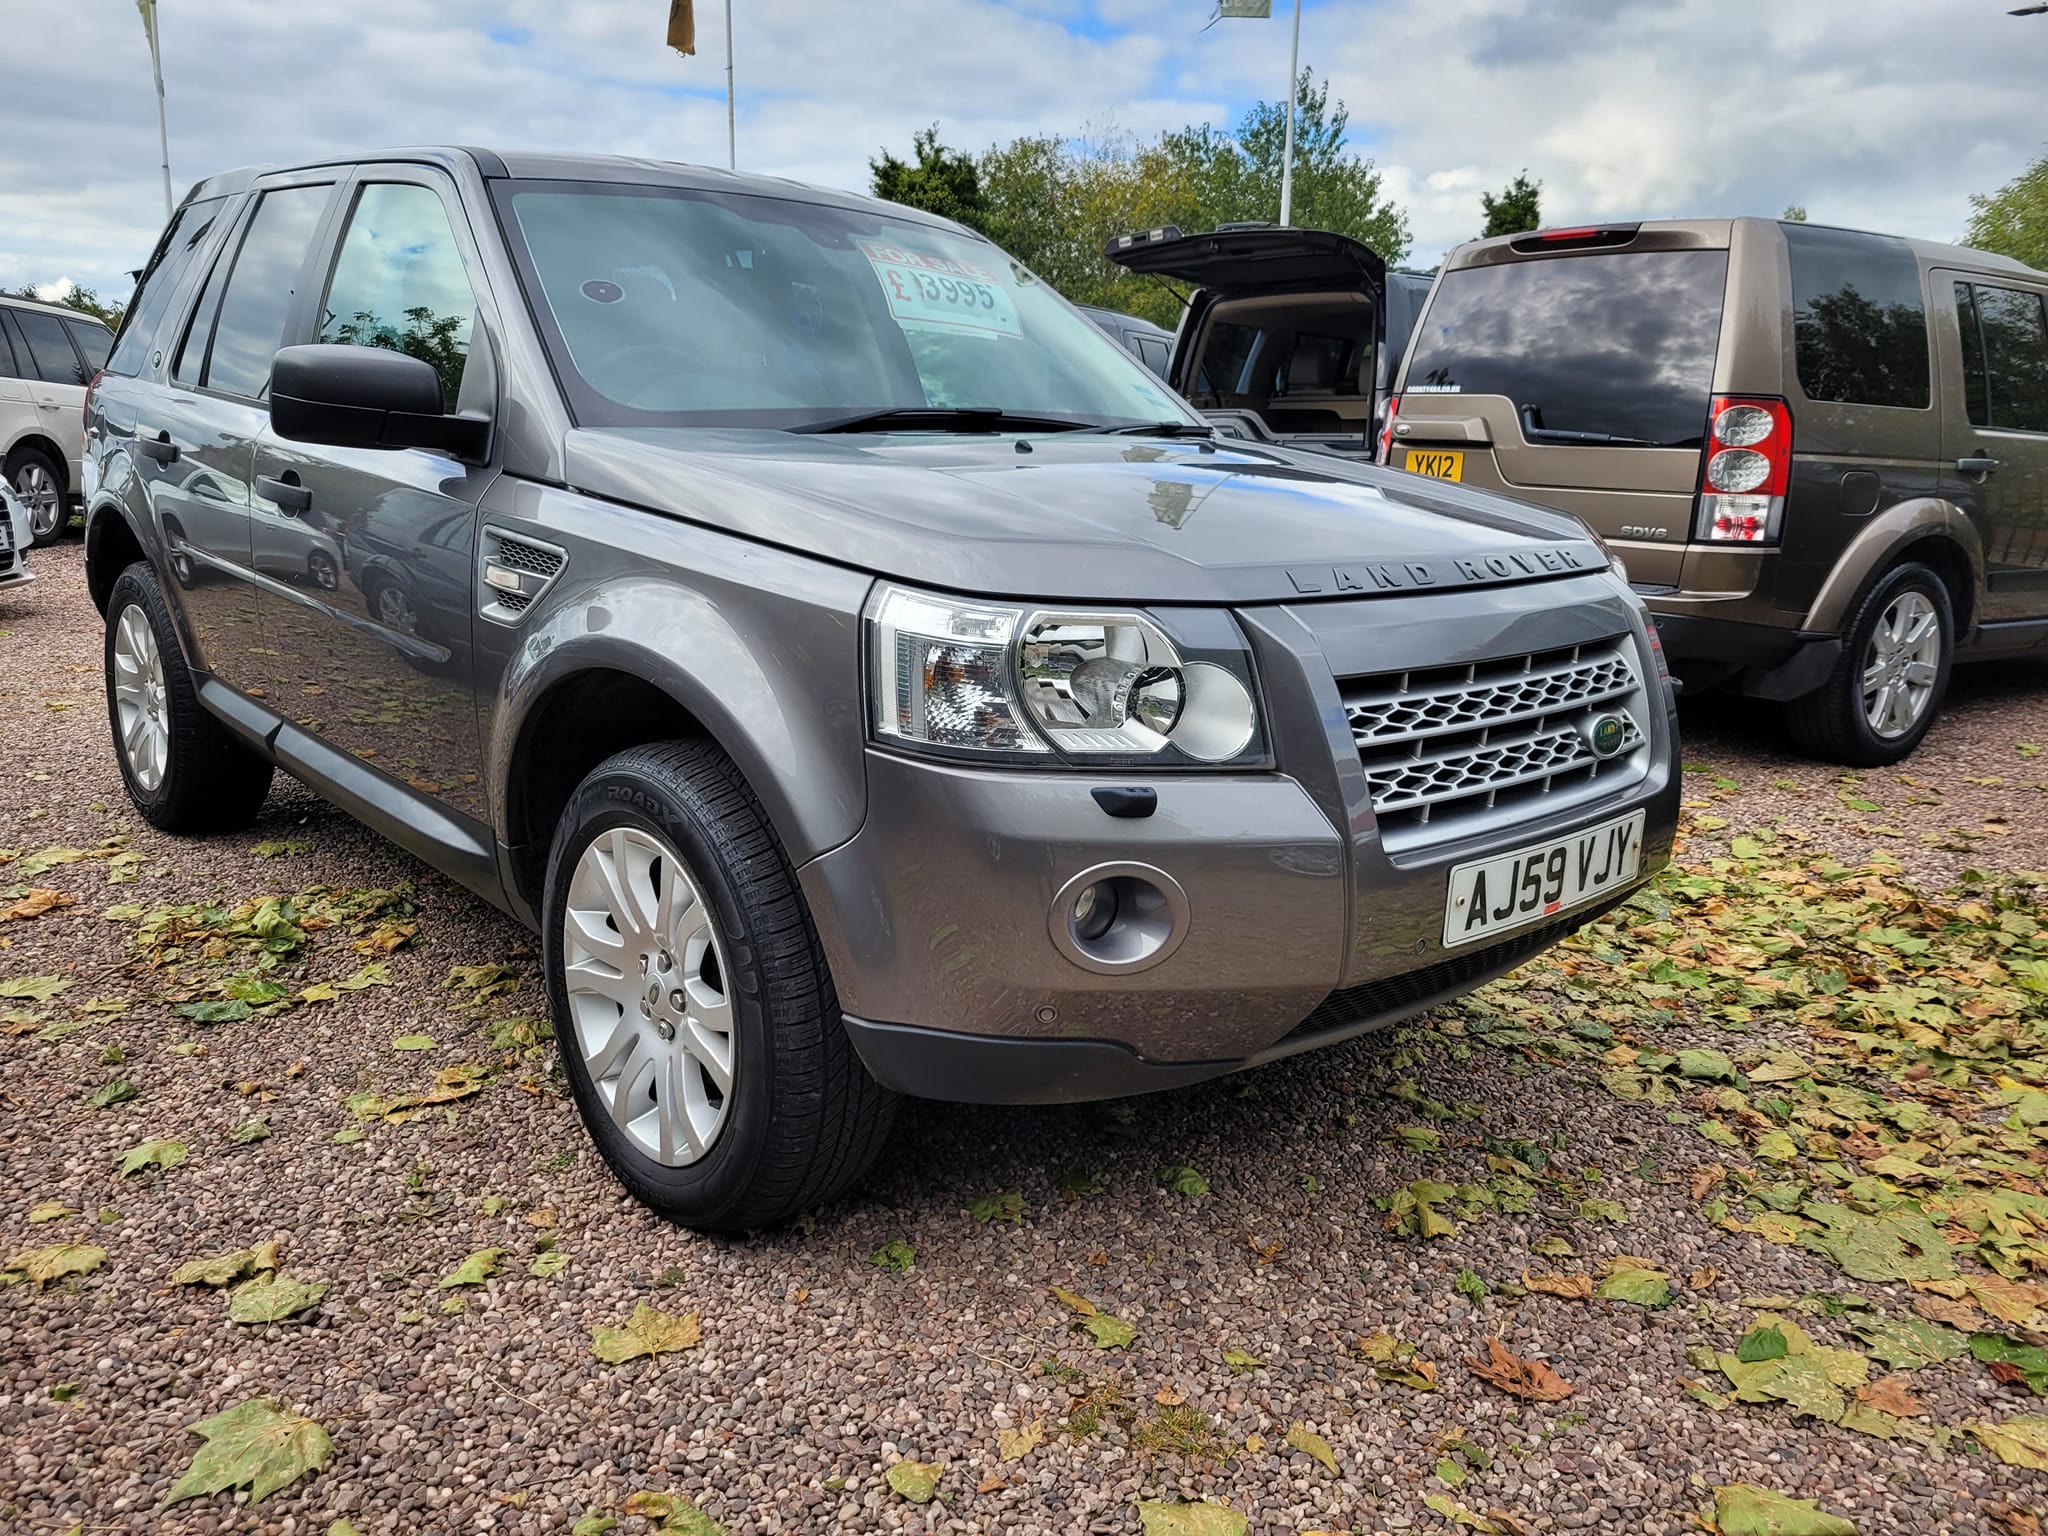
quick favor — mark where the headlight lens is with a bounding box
[865,584,1263,767]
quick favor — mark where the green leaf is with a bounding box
[1737,1323,1790,1362]
[968,1190,1025,1225]
[1676,1048,1738,1082]
[175,1000,250,1024]
[570,1517,616,1536]
[1595,1265,1672,1309]
[1712,1483,1859,1535]
[870,1239,915,1273]
[86,1078,138,1109]
[0,974,72,1001]
[1854,1317,1966,1371]
[229,1118,271,1145]
[1579,1197,1627,1224]
[161,1399,332,1506]
[1284,1421,1337,1474]
[1798,1203,1956,1284]
[391,1034,436,1051]
[591,1302,701,1364]
[1138,1502,1247,1536]
[3,1242,107,1286]
[529,1250,571,1279]
[227,1274,328,1324]
[1221,1347,1263,1372]
[1754,1130,1800,1163]
[1161,1163,1209,1197]
[438,1248,502,1288]
[1422,1494,1521,1533]
[172,1242,281,1287]
[885,1459,942,1504]
[1970,1333,2048,1393]
[1971,1415,2048,1469]
[117,1138,187,1177]
[1080,1312,1135,1350]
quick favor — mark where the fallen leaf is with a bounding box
[0,974,72,1001]
[3,888,77,921]
[438,1248,502,1288]
[173,1242,281,1287]
[1523,1271,1593,1300]
[4,1243,106,1286]
[1690,1266,1720,1292]
[1989,1508,2042,1536]
[1423,1493,1524,1533]
[1595,1262,1673,1309]
[1711,1482,1858,1535]
[390,1034,435,1051]
[1221,1347,1263,1371]
[885,1459,942,1504]
[1856,1375,1926,1418]
[228,1274,328,1324]
[27,1201,77,1224]
[1285,1421,1337,1474]
[591,1302,701,1364]
[1080,1312,1135,1350]
[529,1251,570,1279]
[1692,1164,1728,1200]
[1161,1163,1209,1197]
[162,1399,331,1506]
[1465,1338,1573,1402]
[997,1418,1043,1461]
[1050,1283,1096,1317]
[117,1139,187,1177]
[1138,1502,1246,1536]
[1854,1317,1966,1371]
[976,1475,1007,1495]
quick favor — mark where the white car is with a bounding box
[0,481,33,589]
[1,293,114,546]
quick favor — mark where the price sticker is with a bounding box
[860,239,1021,339]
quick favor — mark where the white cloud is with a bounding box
[3,0,2042,297]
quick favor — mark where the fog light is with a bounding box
[1072,881,1118,942]
[1047,862,1191,976]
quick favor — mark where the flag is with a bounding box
[666,0,696,56]
[1215,1,1272,17]
[136,0,161,61]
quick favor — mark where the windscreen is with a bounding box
[497,180,1193,430]
[1403,251,1729,447]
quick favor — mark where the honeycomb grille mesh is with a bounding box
[1343,640,1648,850]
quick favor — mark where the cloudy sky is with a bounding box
[3,0,2043,304]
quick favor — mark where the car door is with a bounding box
[245,168,498,827]
[1942,274,2048,625]
[145,176,340,692]
[3,304,91,510]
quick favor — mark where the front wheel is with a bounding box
[542,740,895,1230]
[1783,562,1953,766]
[9,447,67,547]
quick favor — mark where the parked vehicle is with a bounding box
[1380,219,2048,765]
[84,149,1680,1229]
[1105,223,1433,457]
[0,482,33,589]
[1,293,114,545]
[1074,303,1175,378]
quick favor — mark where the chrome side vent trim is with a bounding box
[479,527,566,626]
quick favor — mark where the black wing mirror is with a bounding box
[270,344,488,461]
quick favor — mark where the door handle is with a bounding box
[1956,455,2000,477]
[136,435,179,465]
[256,474,312,515]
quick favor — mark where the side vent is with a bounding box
[479,527,567,625]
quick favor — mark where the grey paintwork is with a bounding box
[84,146,1681,1101]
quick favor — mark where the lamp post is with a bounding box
[1278,0,1302,226]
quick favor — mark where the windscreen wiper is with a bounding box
[1517,404,1671,448]
[786,407,1094,435]
[1084,421,1219,438]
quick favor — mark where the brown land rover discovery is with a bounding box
[1377,218,2048,764]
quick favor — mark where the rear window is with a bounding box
[1956,281,2048,435]
[1402,251,1729,447]
[1784,223,1930,409]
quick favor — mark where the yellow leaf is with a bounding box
[1285,1421,1338,1474]
[997,1419,1042,1461]
[590,1302,702,1364]
[1973,1417,2048,1470]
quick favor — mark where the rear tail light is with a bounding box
[1694,395,1791,544]
[1377,394,1399,464]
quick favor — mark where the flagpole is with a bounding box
[724,0,735,170]
[142,1,172,218]
[1278,0,1301,226]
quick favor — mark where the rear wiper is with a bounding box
[786,407,1093,435]
[1517,404,1687,448]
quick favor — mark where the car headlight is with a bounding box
[865,582,1264,767]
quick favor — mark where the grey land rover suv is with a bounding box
[83,149,1679,1230]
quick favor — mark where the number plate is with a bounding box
[1442,811,1645,948]
[859,239,1021,339]
[1405,448,1464,481]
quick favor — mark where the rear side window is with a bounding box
[1784,223,1930,409]
[202,183,332,400]
[105,195,231,377]
[1192,320,1259,400]
[11,307,88,385]
[0,313,19,379]
[64,318,111,373]
[1135,335,1170,377]
[1402,251,1729,447]
[1956,281,2048,435]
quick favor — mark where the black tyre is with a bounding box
[1783,561,1953,766]
[542,740,895,1231]
[103,562,274,831]
[8,445,68,547]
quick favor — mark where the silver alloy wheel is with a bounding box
[13,462,61,539]
[1861,589,1942,739]
[562,825,736,1167]
[375,583,417,633]
[111,603,171,792]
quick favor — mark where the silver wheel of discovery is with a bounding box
[14,461,62,540]
[1860,589,1942,740]
[562,825,736,1167]
[111,602,170,792]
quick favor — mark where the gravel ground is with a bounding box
[3,542,2047,1536]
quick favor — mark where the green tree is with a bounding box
[1964,150,2048,271]
[870,126,993,236]
[1,282,124,329]
[1480,172,1543,239]
[1782,204,1809,223]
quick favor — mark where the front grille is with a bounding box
[1279,900,1624,1046]
[1342,638,1649,852]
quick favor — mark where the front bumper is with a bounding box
[799,572,1681,1103]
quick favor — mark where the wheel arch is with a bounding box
[84,499,154,615]
[1798,498,1982,639]
[2,430,70,493]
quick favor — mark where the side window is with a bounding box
[105,195,230,378]
[0,313,20,380]
[1955,282,1989,427]
[174,209,242,388]
[1975,284,2048,435]
[1193,320,1259,401]
[1136,336,1170,377]
[204,183,332,400]
[1783,222,1930,409]
[64,319,112,375]
[11,307,88,386]
[317,183,478,409]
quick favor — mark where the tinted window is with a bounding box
[173,225,235,388]
[11,307,87,385]
[499,181,1185,428]
[1192,320,1259,401]
[0,314,19,379]
[1276,328,1365,397]
[1403,251,1729,446]
[318,183,478,410]
[1956,282,1989,427]
[1784,223,1929,409]
[65,318,111,373]
[205,184,331,399]
[1136,336,1170,377]
[1974,283,2048,434]
[106,195,231,377]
